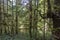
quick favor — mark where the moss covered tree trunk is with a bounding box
[53,0,60,40]
[47,0,60,40]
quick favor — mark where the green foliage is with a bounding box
[0,0,58,40]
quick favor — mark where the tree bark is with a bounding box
[47,0,60,40]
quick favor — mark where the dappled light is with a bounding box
[0,0,60,40]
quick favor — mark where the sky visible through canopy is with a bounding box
[1,0,29,7]
[10,0,29,6]
[21,0,29,6]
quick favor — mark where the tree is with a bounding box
[47,0,60,40]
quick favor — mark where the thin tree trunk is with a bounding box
[29,0,33,40]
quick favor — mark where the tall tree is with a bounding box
[47,0,60,40]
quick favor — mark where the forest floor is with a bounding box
[0,33,30,40]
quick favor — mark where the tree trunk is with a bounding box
[47,0,60,40]
[29,0,33,40]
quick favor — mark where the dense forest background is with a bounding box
[0,0,60,40]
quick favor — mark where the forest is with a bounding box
[0,0,60,40]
